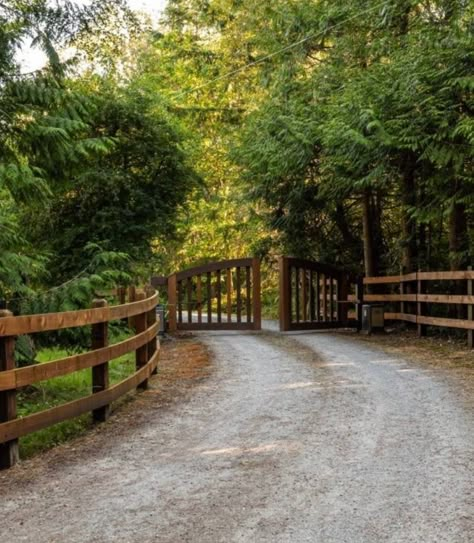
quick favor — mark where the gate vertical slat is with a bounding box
[321,274,327,322]
[302,269,307,322]
[295,267,300,323]
[236,266,242,323]
[309,270,315,322]
[216,270,222,323]
[329,278,334,321]
[252,258,261,330]
[226,269,232,323]
[246,266,251,323]
[207,272,212,324]
[187,277,192,323]
[177,281,183,324]
[197,276,202,324]
[315,272,320,321]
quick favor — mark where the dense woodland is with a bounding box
[1,0,473,310]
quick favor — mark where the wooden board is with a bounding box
[0,323,159,392]
[0,349,160,444]
[0,292,158,336]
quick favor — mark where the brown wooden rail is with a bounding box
[361,268,474,347]
[0,287,160,470]
[167,258,261,331]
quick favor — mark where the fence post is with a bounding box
[0,310,19,469]
[400,277,405,316]
[91,299,110,422]
[356,276,364,331]
[145,286,158,375]
[417,271,427,337]
[279,257,291,331]
[252,258,261,331]
[134,292,148,390]
[167,274,177,333]
[468,266,473,349]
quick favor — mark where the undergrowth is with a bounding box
[17,327,136,458]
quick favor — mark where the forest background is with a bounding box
[1,0,473,316]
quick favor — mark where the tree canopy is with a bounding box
[0,0,472,309]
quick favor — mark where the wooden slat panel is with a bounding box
[0,349,160,444]
[0,293,158,336]
[309,270,315,322]
[0,324,159,392]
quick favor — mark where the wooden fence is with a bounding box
[0,287,160,469]
[359,268,474,347]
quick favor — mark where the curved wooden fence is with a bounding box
[0,288,160,469]
[167,258,261,331]
[359,268,474,346]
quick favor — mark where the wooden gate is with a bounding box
[166,258,261,332]
[279,256,360,332]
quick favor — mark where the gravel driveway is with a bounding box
[1,327,473,542]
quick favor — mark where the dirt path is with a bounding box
[1,328,473,542]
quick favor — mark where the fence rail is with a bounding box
[358,268,474,346]
[0,287,160,470]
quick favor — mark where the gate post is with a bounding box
[252,258,261,330]
[279,256,291,331]
[167,273,177,333]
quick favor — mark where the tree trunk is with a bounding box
[362,189,376,278]
[449,202,468,270]
[400,154,417,273]
[449,201,468,319]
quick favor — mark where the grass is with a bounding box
[17,328,137,458]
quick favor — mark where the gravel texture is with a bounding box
[1,327,473,542]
